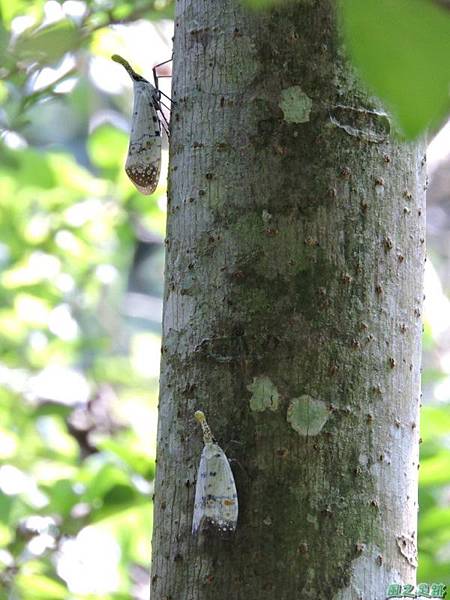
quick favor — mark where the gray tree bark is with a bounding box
[150,1,426,598]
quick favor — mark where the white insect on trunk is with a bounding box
[192,411,238,536]
[112,54,162,195]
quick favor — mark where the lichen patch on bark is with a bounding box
[279,86,312,123]
[287,395,329,436]
[247,375,280,412]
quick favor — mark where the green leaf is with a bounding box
[421,506,450,534]
[97,435,155,478]
[42,479,79,517]
[15,574,67,599]
[421,405,450,442]
[340,0,450,137]
[418,557,450,585]
[4,147,57,189]
[420,450,450,486]
[103,483,136,505]
[80,462,131,503]
[87,124,128,172]
[0,0,44,25]
[14,19,80,64]
[88,503,152,564]
[0,492,14,525]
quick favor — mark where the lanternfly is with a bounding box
[192,411,238,535]
[111,54,170,195]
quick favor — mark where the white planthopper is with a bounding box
[112,54,169,196]
[192,410,238,536]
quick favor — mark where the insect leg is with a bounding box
[159,99,172,112]
[158,89,175,105]
[158,108,170,137]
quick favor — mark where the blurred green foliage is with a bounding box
[419,401,450,583]
[0,0,173,597]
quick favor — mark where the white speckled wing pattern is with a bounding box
[192,440,238,536]
[125,79,162,195]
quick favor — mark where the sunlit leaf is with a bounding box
[87,123,128,171]
[340,0,450,137]
[42,479,79,517]
[47,152,108,197]
[421,507,450,534]
[15,574,67,599]
[93,503,152,564]
[421,406,450,442]
[14,19,80,64]
[80,462,132,503]
[0,0,43,25]
[0,427,18,459]
[0,26,10,69]
[418,557,450,584]
[0,493,14,526]
[420,450,450,486]
[97,434,155,478]
[14,293,51,326]
[5,147,57,189]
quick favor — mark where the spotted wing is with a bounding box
[125,79,162,195]
[192,442,238,535]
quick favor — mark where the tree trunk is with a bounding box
[151,1,426,598]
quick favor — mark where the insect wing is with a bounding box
[192,443,238,535]
[192,447,208,535]
[125,80,162,195]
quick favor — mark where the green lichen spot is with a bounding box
[247,376,280,412]
[287,395,329,435]
[279,86,312,123]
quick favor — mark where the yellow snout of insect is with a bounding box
[195,411,206,423]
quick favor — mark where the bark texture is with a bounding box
[151,1,426,598]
